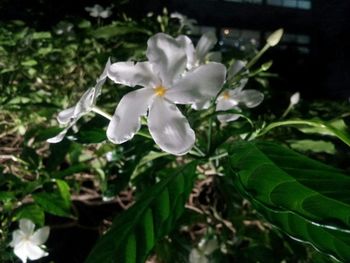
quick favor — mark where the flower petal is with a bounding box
[228,60,246,80]
[73,87,95,117]
[191,100,211,110]
[189,248,208,263]
[10,230,25,247]
[19,219,35,236]
[146,33,187,87]
[148,97,195,155]
[216,97,242,123]
[176,35,196,69]
[13,241,29,263]
[57,106,75,125]
[196,31,217,63]
[107,61,159,88]
[25,242,48,261]
[107,88,154,144]
[236,89,264,108]
[47,121,76,143]
[98,57,111,82]
[30,227,50,245]
[166,62,226,106]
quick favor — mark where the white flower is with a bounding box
[290,92,300,106]
[10,219,50,263]
[107,33,226,155]
[47,59,110,143]
[85,4,112,19]
[178,31,220,109]
[180,31,218,70]
[216,60,264,123]
[189,238,218,263]
[170,12,197,33]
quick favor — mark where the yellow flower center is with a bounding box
[154,85,167,97]
[222,91,230,100]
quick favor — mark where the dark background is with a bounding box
[1,0,349,99]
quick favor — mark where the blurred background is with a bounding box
[1,0,350,99]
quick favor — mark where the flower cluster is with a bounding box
[48,32,266,155]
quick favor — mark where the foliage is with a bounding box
[1,5,350,263]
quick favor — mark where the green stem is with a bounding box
[207,116,213,154]
[281,104,293,119]
[91,106,112,121]
[246,44,270,70]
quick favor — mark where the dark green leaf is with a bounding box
[33,192,72,218]
[85,162,197,263]
[13,204,45,226]
[226,141,350,262]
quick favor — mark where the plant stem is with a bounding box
[91,106,112,121]
[246,44,270,70]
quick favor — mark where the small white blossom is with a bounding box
[216,60,264,123]
[189,238,218,263]
[290,92,300,106]
[179,31,220,109]
[85,4,112,19]
[107,33,226,155]
[47,59,110,143]
[10,219,50,263]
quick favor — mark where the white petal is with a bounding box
[191,100,211,110]
[14,241,29,263]
[25,242,48,261]
[93,58,112,103]
[107,88,154,144]
[19,219,35,236]
[167,62,226,106]
[176,35,197,69]
[107,61,159,88]
[235,78,248,92]
[146,33,187,87]
[216,97,242,123]
[236,89,264,108]
[30,227,50,245]
[148,97,195,155]
[189,249,208,263]
[196,31,217,63]
[73,87,95,117]
[228,60,246,79]
[206,51,222,63]
[47,121,76,143]
[98,58,111,82]
[10,230,25,247]
[57,106,75,125]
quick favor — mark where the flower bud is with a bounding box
[267,28,284,47]
[290,92,300,106]
[261,60,273,71]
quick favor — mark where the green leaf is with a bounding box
[33,192,72,218]
[85,162,197,263]
[13,204,45,226]
[93,24,151,39]
[32,32,52,39]
[226,141,350,262]
[56,179,71,209]
[75,128,107,144]
[257,119,350,147]
[288,139,336,154]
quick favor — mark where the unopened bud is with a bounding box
[267,28,284,47]
[290,92,300,106]
[261,60,273,71]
